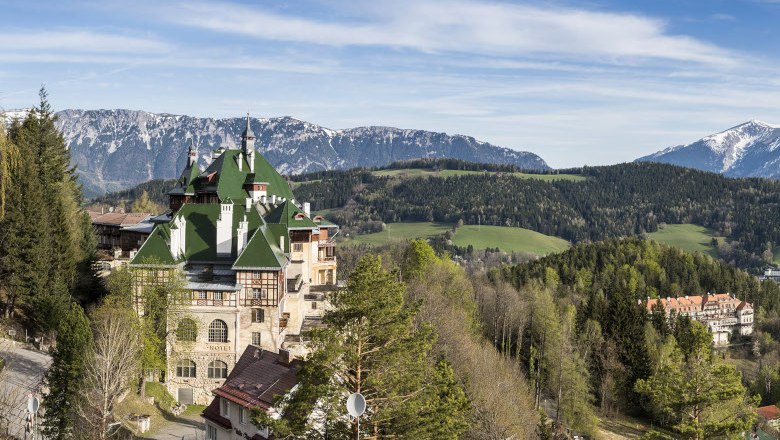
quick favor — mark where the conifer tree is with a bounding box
[42,302,93,439]
[258,255,469,439]
[0,126,48,318]
[635,321,757,439]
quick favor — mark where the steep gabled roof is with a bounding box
[130,203,266,265]
[197,150,295,202]
[265,200,317,230]
[233,221,287,270]
[213,346,300,409]
[169,160,202,196]
[131,223,177,265]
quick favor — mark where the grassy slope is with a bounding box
[452,224,570,254]
[372,168,585,181]
[647,224,719,257]
[341,222,569,255]
[341,222,452,246]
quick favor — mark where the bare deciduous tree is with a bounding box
[77,307,141,440]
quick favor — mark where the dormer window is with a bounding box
[294,213,305,220]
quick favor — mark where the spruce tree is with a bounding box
[42,302,93,439]
[0,128,48,318]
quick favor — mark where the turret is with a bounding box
[187,139,197,167]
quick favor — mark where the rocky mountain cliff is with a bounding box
[53,109,549,197]
[637,120,780,179]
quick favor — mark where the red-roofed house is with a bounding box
[643,293,753,344]
[202,345,300,440]
[758,405,780,429]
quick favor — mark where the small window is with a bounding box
[220,398,230,417]
[312,301,317,310]
[252,309,265,323]
[197,291,207,300]
[239,406,246,424]
[176,319,197,342]
[252,332,261,346]
[208,320,228,343]
[207,425,218,440]
[209,360,228,379]
[176,359,196,378]
[213,291,224,300]
[293,243,303,252]
[252,288,267,300]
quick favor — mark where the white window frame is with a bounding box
[239,406,246,424]
[252,332,261,346]
[221,398,230,417]
[207,424,218,440]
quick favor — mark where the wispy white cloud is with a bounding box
[0,30,172,54]
[164,0,736,66]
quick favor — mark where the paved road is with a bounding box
[143,412,205,440]
[0,339,51,438]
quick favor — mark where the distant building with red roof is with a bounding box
[643,293,753,344]
[758,405,780,429]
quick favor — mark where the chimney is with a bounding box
[237,153,243,171]
[101,207,104,215]
[271,195,277,205]
[279,235,285,252]
[245,198,252,211]
[278,348,293,365]
[304,202,311,217]
[169,214,186,259]
[236,215,249,255]
[260,195,267,205]
[216,201,233,256]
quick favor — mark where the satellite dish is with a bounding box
[27,395,39,413]
[346,392,366,417]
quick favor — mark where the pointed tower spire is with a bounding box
[187,138,197,167]
[242,113,256,172]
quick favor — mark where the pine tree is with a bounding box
[42,302,93,439]
[635,321,757,439]
[259,255,470,439]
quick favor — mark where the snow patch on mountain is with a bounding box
[54,109,549,197]
[638,120,780,179]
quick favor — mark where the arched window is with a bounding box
[176,359,196,378]
[208,360,228,379]
[208,320,228,343]
[177,318,197,342]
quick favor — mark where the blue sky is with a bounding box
[1,0,780,168]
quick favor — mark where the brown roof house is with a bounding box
[758,405,780,429]
[643,293,753,345]
[202,345,300,440]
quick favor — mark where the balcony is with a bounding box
[189,298,237,307]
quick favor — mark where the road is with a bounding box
[0,339,51,438]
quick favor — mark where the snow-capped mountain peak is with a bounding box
[637,120,780,178]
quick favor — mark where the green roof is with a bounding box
[178,203,262,262]
[233,222,287,269]
[199,150,295,203]
[130,203,269,265]
[169,161,202,195]
[265,200,318,230]
[131,224,177,265]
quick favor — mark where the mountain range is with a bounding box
[49,109,549,197]
[637,120,780,179]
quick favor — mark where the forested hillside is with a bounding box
[487,238,767,437]
[293,160,780,270]
[95,158,780,269]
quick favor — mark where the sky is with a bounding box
[1,0,780,168]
